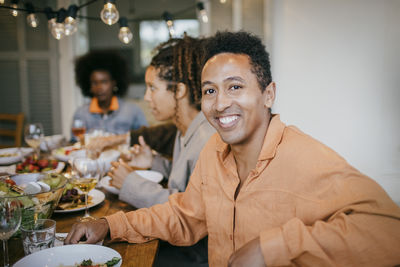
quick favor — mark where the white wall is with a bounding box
[268,0,400,202]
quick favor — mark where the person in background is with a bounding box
[66,31,400,266]
[108,36,215,266]
[72,50,148,139]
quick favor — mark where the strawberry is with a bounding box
[37,159,49,169]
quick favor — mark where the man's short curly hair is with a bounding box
[74,50,129,97]
[203,31,272,92]
[150,35,206,110]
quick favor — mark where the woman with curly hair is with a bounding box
[109,36,214,267]
[72,50,148,138]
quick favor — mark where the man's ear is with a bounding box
[175,83,188,100]
[264,82,276,108]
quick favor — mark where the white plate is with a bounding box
[54,189,105,213]
[0,147,33,165]
[136,170,163,183]
[99,176,120,194]
[100,170,163,195]
[51,145,78,162]
[13,244,122,267]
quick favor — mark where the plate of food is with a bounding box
[0,147,33,165]
[16,156,65,174]
[100,170,163,195]
[13,244,122,267]
[54,188,105,213]
[51,145,81,162]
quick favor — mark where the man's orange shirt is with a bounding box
[89,96,119,113]
[106,115,400,266]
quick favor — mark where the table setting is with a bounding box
[0,125,160,267]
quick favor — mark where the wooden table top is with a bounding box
[3,189,159,267]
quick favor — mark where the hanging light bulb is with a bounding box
[0,0,5,5]
[100,0,119,25]
[220,0,226,3]
[118,17,133,44]
[10,0,19,17]
[25,3,39,28]
[162,11,175,37]
[44,7,56,30]
[51,8,66,40]
[197,2,208,23]
[64,4,78,36]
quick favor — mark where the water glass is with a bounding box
[20,219,56,255]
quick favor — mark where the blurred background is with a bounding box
[0,0,399,203]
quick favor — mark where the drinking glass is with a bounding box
[20,219,56,255]
[70,157,101,221]
[24,123,44,159]
[0,198,22,267]
[71,119,86,144]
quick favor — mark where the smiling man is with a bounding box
[66,32,400,267]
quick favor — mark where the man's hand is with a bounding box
[228,236,266,267]
[64,218,110,245]
[125,136,153,169]
[108,160,134,189]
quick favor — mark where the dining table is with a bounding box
[2,188,159,267]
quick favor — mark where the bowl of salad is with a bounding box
[0,172,67,235]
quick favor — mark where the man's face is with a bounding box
[90,70,115,103]
[201,53,274,146]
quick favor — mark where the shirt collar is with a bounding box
[215,114,285,161]
[89,96,119,114]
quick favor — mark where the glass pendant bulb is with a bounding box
[11,4,18,17]
[51,22,65,40]
[100,1,119,25]
[118,17,132,44]
[64,17,77,36]
[48,18,56,30]
[196,2,208,23]
[220,0,226,3]
[118,27,133,44]
[51,8,66,40]
[162,12,175,38]
[45,7,57,30]
[26,13,39,28]
[0,0,5,5]
[64,4,78,36]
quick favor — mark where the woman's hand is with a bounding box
[125,136,153,169]
[108,160,134,189]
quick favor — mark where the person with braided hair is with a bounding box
[107,36,214,266]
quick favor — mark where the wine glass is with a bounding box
[70,157,101,221]
[71,119,86,144]
[24,123,44,159]
[0,198,22,267]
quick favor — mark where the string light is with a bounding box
[118,17,133,44]
[100,0,119,26]
[25,2,39,28]
[10,0,18,17]
[0,0,211,43]
[220,0,226,3]
[44,7,56,30]
[64,4,78,36]
[162,11,175,37]
[196,2,208,23]
[51,8,66,40]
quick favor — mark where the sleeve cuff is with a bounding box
[260,227,292,266]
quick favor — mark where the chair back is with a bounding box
[0,113,24,148]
